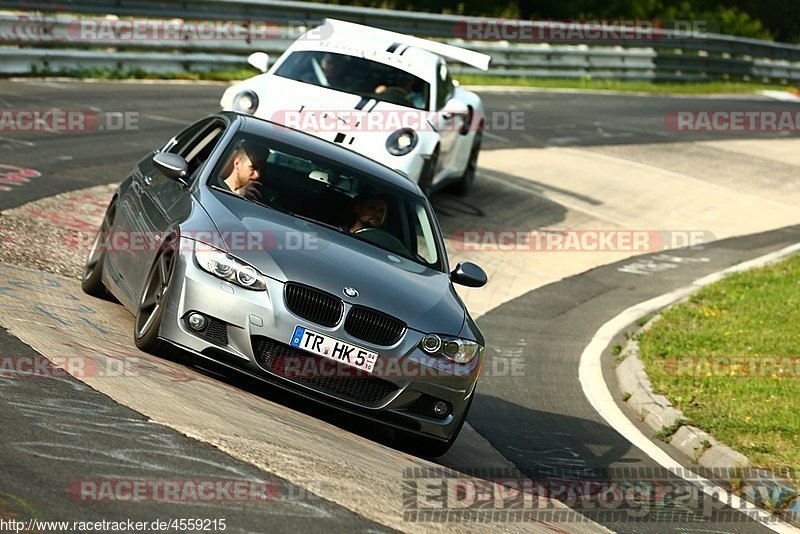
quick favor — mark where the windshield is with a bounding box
[274,50,430,111]
[209,132,442,269]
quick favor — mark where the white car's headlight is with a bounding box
[233,90,259,115]
[386,128,417,156]
[194,242,266,291]
[419,334,483,364]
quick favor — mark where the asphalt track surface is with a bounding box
[1,80,799,533]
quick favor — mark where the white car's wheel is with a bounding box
[450,127,482,196]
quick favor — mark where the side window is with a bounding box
[435,62,453,110]
[161,118,226,182]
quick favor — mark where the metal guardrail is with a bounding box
[1,2,799,82]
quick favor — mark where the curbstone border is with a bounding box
[615,317,800,525]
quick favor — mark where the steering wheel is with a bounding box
[353,228,409,256]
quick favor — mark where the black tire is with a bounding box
[81,200,115,298]
[396,394,473,458]
[450,127,482,196]
[418,147,439,197]
[133,243,177,354]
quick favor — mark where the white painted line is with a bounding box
[142,114,189,125]
[579,241,800,534]
[465,85,771,100]
[482,131,509,142]
[761,90,800,103]
[0,135,35,147]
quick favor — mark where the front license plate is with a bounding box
[289,325,378,373]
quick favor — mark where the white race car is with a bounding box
[220,19,490,195]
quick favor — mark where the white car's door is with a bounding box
[433,62,472,184]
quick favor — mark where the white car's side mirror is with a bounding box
[247,52,270,73]
[441,98,469,118]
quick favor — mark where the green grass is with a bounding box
[26,65,255,82]
[14,66,797,94]
[638,253,800,476]
[455,74,795,94]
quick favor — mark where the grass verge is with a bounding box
[638,253,800,476]
[12,66,798,95]
[455,74,795,94]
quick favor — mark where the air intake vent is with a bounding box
[251,336,397,405]
[284,283,343,327]
[345,306,405,346]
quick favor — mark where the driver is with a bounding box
[222,139,263,201]
[345,196,388,233]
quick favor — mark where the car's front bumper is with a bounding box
[158,244,480,441]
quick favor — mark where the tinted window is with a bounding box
[275,50,430,111]
[209,132,442,269]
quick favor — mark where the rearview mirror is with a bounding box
[152,152,188,183]
[247,52,270,73]
[451,261,487,288]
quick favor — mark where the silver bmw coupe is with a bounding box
[82,111,487,455]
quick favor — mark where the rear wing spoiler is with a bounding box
[322,18,491,71]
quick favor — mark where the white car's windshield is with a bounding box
[209,133,442,269]
[274,50,430,111]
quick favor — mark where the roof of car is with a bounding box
[227,112,422,195]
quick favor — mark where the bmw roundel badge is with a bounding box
[343,286,359,298]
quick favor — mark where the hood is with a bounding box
[223,75,437,168]
[194,188,465,334]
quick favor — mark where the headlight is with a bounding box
[194,242,266,291]
[386,128,418,156]
[419,334,483,364]
[233,90,259,115]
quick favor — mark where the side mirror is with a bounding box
[153,152,188,183]
[247,52,270,73]
[441,98,469,118]
[451,261,487,288]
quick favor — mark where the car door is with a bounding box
[433,61,462,184]
[113,117,227,302]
